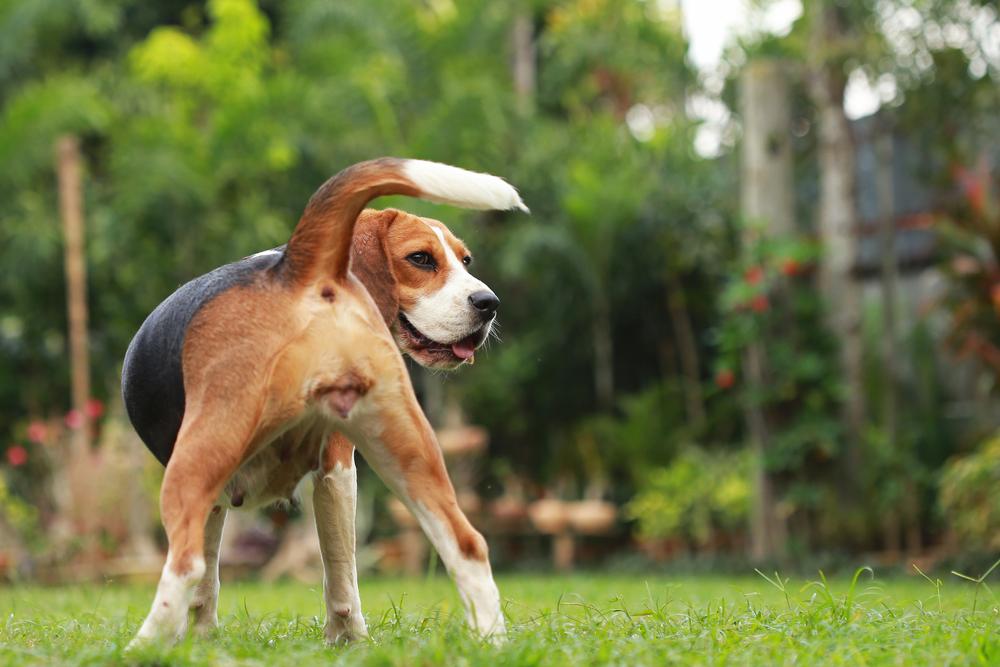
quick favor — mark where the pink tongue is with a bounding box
[451,337,477,360]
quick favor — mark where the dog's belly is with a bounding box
[223,416,330,510]
[121,247,286,466]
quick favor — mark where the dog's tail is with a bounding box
[285,158,527,285]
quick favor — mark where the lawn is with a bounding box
[1,570,997,665]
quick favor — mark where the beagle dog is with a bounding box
[121,158,526,648]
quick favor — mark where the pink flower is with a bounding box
[85,398,104,420]
[65,409,84,429]
[7,445,27,467]
[26,421,48,444]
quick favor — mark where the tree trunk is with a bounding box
[124,428,160,562]
[419,367,446,428]
[744,344,787,560]
[592,290,615,411]
[903,482,922,554]
[882,509,901,558]
[56,135,91,455]
[262,478,323,583]
[808,3,866,498]
[875,117,902,554]
[741,61,795,238]
[54,135,101,557]
[876,119,896,474]
[511,9,536,113]
[665,275,705,428]
[740,59,794,560]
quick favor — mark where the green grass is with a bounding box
[1,570,998,665]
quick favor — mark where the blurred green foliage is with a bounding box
[0,0,722,488]
[0,0,998,557]
[939,431,1000,551]
[625,447,750,546]
[716,234,842,472]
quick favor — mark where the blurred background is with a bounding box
[1,0,998,584]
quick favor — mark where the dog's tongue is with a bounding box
[451,335,477,360]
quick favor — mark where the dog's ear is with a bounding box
[351,208,400,324]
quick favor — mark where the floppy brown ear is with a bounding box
[350,208,400,324]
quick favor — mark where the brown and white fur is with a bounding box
[192,208,504,643]
[124,158,526,649]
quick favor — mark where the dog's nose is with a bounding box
[469,289,500,316]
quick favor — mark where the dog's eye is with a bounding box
[406,252,436,269]
[462,256,473,266]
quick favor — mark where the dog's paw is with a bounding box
[324,606,369,645]
[124,625,180,653]
[190,614,220,638]
[190,597,220,637]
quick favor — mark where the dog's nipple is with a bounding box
[318,371,373,419]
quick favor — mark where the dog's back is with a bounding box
[121,248,285,465]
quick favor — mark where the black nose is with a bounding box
[469,289,500,316]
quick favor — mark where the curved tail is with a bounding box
[285,158,528,285]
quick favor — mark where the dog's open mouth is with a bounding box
[398,313,487,363]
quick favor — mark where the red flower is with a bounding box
[954,164,987,215]
[750,294,770,312]
[967,181,986,215]
[26,421,48,444]
[951,255,980,276]
[715,369,735,389]
[65,409,84,429]
[85,398,104,420]
[744,266,764,285]
[6,445,28,467]
[780,259,801,277]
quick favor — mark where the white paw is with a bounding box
[127,605,188,651]
[324,606,368,644]
[128,555,204,649]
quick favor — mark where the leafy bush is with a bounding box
[939,432,1000,550]
[575,381,690,485]
[0,476,37,539]
[715,234,843,472]
[0,473,40,577]
[626,447,750,547]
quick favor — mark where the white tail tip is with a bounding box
[402,159,529,213]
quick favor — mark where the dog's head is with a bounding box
[351,208,498,370]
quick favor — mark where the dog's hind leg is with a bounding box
[190,505,227,634]
[314,433,368,644]
[129,418,242,648]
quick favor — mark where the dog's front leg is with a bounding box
[349,398,505,640]
[190,505,227,634]
[314,433,368,644]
